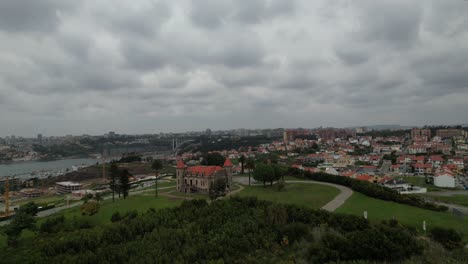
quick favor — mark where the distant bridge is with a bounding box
[102,136,198,156]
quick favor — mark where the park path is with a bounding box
[285,180,353,212]
[232,177,353,212]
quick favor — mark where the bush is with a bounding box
[40,216,65,233]
[276,181,286,192]
[80,201,100,216]
[110,212,122,222]
[429,227,464,250]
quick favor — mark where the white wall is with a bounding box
[434,175,455,188]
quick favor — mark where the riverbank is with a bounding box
[0,158,99,179]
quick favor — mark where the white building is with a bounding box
[56,181,82,194]
[434,172,456,188]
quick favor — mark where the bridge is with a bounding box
[102,136,198,156]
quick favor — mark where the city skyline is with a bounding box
[1,0,468,136]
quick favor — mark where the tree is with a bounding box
[253,163,275,187]
[152,160,163,198]
[4,202,38,247]
[19,202,39,216]
[109,162,119,202]
[120,169,131,199]
[201,152,225,166]
[272,164,286,182]
[94,193,103,204]
[209,178,226,201]
[81,193,93,203]
[245,158,255,186]
[239,155,246,174]
[80,201,100,216]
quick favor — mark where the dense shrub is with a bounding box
[429,227,464,250]
[39,216,65,233]
[110,212,122,222]
[3,197,432,263]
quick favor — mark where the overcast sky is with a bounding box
[1,0,468,137]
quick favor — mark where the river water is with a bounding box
[0,158,98,179]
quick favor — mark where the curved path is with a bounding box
[233,177,353,212]
[286,180,352,212]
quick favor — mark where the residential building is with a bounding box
[56,181,82,194]
[283,129,310,142]
[411,128,431,140]
[413,163,432,175]
[428,155,444,168]
[436,129,464,138]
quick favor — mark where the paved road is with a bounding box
[232,177,353,212]
[426,190,468,197]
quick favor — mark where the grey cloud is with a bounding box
[335,49,369,65]
[1,0,468,136]
[352,0,423,49]
[0,0,75,32]
[190,0,296,29]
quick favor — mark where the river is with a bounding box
[0,158,98,179]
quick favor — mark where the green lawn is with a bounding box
[236,183,340,209]
[51,195,182,224]
[424,194,468,207]
[336,192,468,242]
[0,193,182,248]
[167,191,209,200]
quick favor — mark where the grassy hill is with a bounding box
[336,192,468,242]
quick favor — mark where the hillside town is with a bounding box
[2,126,468,204]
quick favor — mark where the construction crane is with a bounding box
[2,176,10,217]
[102,156,106,181]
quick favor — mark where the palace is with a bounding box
[176,159,233,193]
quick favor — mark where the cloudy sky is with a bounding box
[1,0,468,137]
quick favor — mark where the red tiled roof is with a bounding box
[176,160,186,168]
[414,163,432,168]
[187,166,223,177]
[378,176,392,183]
[356,175,373,181]
[223,158,233,167]
[341,171,355,177]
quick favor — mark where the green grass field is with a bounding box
[167,191,209,200]
[0,193,183,248]
[424,194,468,207]
[236,183,340,209]
[336,192,468,242]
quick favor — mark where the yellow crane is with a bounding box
[2,176,10,217]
